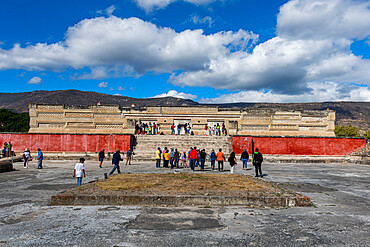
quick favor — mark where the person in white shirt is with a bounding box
[73,158,86,186]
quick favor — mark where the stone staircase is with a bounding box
[133,135,233,161]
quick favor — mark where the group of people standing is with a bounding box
[22,148,44,169]
[203,123,227,136]
[135,122,161,135]
[2,142,12,157]
[170,123,192,135]
[155,146,264,177]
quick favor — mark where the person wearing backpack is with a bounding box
[252,148,264,178]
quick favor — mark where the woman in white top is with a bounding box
[23,148,31,168]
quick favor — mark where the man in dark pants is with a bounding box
[252,148,263,178]
[109,149,123,175]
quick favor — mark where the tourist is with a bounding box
[208,126,212,136]
[7,142,12,157]
[181,151,187,168]
[164,150,170,168]
[157,124,161,134]
[2,142,7,157]
[126,148,133,165]
[204,124,208,136]
[135,124,140,135]
[23,148,31,168]
[222,123,226,135]
[195,149,200,167]
[199,149,207,171]
[109,149,123,175]
[148,123,152,135]
[252,148,264,178]
[171,123,175,135]
[156,147,161,168]
[174,149,180,168]
[170,148,175,168]
[153,123,157,135]
[210,149,216,170]
[228,152,237,174]
[240,149,249,170]
[187,124,191,134]
[144,124,148,134]
[73,157,86,186]
[216,124,220,136]
[98,148,105,168]
[189,146,198,171]
[177,123,182,135]
[37,148,43,169]
[216,148,225,171]
[163,147,168,161]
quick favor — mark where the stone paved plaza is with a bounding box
[0,159,369,246]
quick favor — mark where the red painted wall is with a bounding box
[0,133,133,153]
[232,136,365,156]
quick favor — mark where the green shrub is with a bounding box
[334,125,360,137]
[0,109,30,132]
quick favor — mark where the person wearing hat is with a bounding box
[252,148,264,178]
[73,157,86,186]
[23,148,31,168]
[37,148,43,169]
[156,147,161,168]
[240,149,249,170]
[109,149,123,175]
[98,148,105,168]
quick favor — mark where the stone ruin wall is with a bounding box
[28,103,336,137]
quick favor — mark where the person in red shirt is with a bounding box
[216,148,225,171]
[189,146,198,171]
[204,124,208,136]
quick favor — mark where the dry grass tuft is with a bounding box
[97,173,289,196]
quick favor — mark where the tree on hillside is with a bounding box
[363,130,370,141]
[0,109,30,132]
[334,125,360,137]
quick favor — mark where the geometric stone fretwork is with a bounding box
[28,103,336,136]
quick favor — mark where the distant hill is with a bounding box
[0,90,368,133]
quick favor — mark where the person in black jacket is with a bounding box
[199,149,207,171]
[109,149,123,175]
[252,148,263,178]
[240,149,249,170]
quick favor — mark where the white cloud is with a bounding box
[97,5,116,16]
[133,0,218,12]
[190,15,214,28]
[277,0,370,41]
[114,93,121,96]
[118,86,125,91]
[199,82,370,103]
[98,81,108,88]
[27,76,42,85]
[153,90,198,100]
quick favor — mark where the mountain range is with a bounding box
[0,90,368,133]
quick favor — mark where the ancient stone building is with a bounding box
[28,103,335,137]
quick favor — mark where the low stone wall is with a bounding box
[0,157,20,172]
[0,133,134,153]
[232,136,366,156]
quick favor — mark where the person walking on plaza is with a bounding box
[23,148,31,168]
[228,152,237,174]
[252,148,264,178]
[199,149,207,171]
[240,149,249,170]
[210,149,216,170]
[216,148,225,171]
[126,148,133,165]
[171,124,175,135]
[189,146,198,171]
[37,148,43,169]
[109,149,123,175]
[98,148,105,168]
[73,158,86,186]
[156,147,161,168]
[164,150,170,168]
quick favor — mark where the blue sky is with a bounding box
[0,0,369,103]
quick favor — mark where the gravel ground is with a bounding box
[0,159,369,247]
